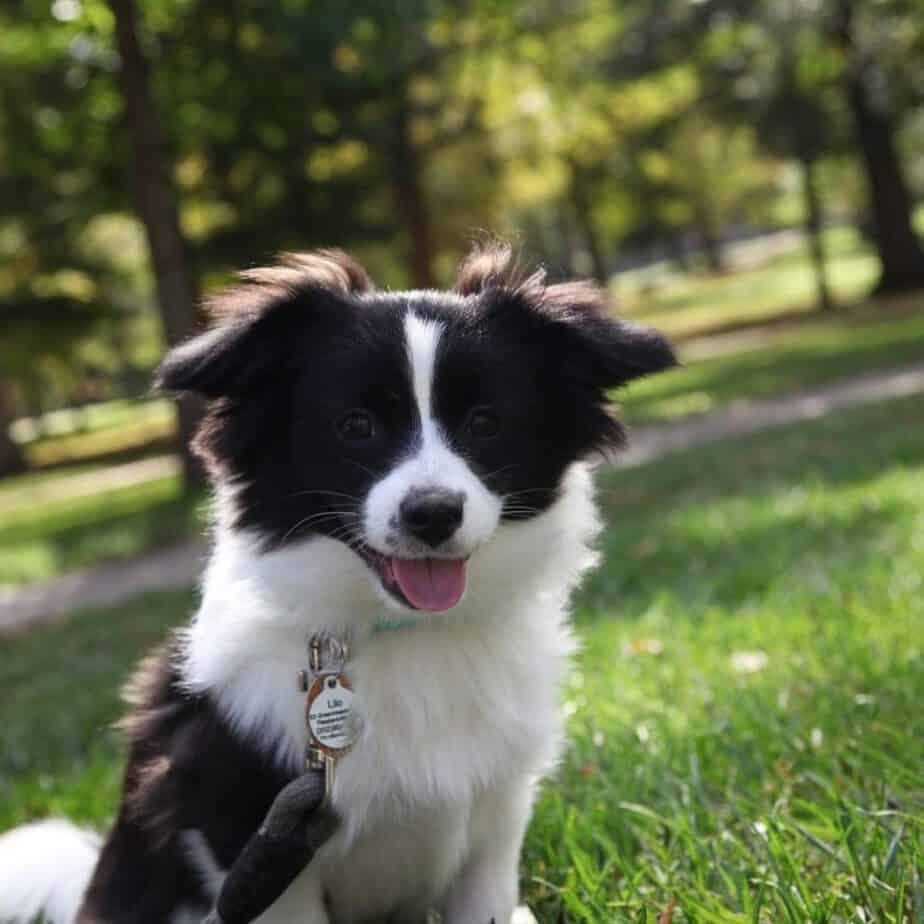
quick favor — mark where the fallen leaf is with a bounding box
[623,638,664,656]
[731,650,768,674]
[658,897,677,924]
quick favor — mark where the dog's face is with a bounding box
[159,247,674,614]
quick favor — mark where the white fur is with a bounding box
[364,313,503,577]
[182,463,601,923]
[181,829,226,901]
[0,819,100,924]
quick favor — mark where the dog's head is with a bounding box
[158,245,675,614]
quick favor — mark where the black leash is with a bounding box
[202,767,338,924]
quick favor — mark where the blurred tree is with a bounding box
[695,1,850,309]
[0,292,115,474]
[108,0,203,486]
[0,386,25,475]
[0,0,130,473]
[615,0,924,294]
[832,0,924,292]
[645,114,779,274]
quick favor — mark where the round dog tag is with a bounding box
[306,674,357,756]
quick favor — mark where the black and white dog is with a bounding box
[0,245,674,924]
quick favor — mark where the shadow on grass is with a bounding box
[622,309,924,424]
[581,394,924,617]
[0,589,195,826]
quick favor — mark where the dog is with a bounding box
[0,244,674,923]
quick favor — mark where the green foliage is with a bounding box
[1,0,922,421]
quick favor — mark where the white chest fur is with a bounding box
[181,465,600,921]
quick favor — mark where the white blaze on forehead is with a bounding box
[404,311,443,434]
[361,308,501,573]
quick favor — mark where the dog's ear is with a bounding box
[456,242,676,390]
[535,281,677,390]
[155,319,273,398]
[156,250,373,399]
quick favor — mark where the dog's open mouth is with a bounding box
[358,546,467,611]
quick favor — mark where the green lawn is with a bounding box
[14,398,175,468]
[621,302,924,424]
[0,473,204,585]
[620,226,879,341]
[2,395,921,921]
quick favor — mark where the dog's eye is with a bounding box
[467,407,500,440]
[338,410,375,442]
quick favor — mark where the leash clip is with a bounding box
[306,745,337,805]
[301,633,356,807]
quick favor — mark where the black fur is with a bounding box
[157,244,676,547]
[77,645,293,923]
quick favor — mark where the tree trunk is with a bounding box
[670,233,691,272]
[392,101,436,289]
[693,206,727,274]
[569,166,608,284]
[0,381,26,477]
[556,208,581,278]
[835,0,924,293]
[800,156,834,312]
[109,0,204,487]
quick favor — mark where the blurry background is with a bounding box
[3,0,923,495]
[1,1,923,920]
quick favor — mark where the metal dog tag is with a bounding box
[306,673,358,757]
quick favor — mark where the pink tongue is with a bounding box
[391,558,467,611]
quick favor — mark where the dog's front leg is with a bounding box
[439,778,534,924]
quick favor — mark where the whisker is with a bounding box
[501,487,551,500]
[480,463,521,483]
[345,459,384,480]
[286,489,364,502]
[281,510,360,544]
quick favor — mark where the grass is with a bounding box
[1,395,922,920]
[528,394,924,920]
[0,473,205,585]
[620,300,924,424]
[21,399,175,468]
[620,226,879,341]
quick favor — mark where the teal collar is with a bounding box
[372,614,425,634]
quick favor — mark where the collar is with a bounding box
[372,613,426,634]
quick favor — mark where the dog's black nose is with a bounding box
[399,488,465,547]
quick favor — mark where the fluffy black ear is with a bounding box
[155,250,374,399]
[155,319,270,398]
[456,242,676,389]
[541,283,678,390]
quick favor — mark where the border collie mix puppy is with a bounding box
[0,245,674,924]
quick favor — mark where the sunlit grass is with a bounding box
[22,400,176,467]
[0,474,205,585]
[621,296,924,424]
[1,396,921,920]
[620,226,879,340]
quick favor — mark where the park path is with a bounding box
[2,359,924,635]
